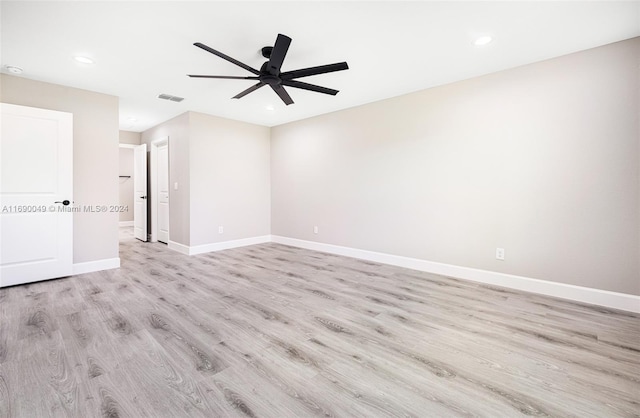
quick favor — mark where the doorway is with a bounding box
[118,143,145,242]
[118,144,135,230]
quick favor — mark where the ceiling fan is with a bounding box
[188,34,349,106]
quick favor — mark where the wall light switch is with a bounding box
[313,226,318,234]
[174,182,178,190]
[218,226,224,234]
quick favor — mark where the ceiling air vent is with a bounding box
[158,93,184,102]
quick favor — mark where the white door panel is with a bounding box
[157,143,169,243]
[0,103,73,287]
[133,144,147,242]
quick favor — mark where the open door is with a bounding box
[157,142,169,243]
[133,143,147,241]
[1,103,73,287]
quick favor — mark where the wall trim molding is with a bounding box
[161,234,639,313]
[270,235,640,313]
[168,235,272,256]
[73,257,120,275]
[189,235,272,255]
[168,240,190,255]
[119,221,134,227]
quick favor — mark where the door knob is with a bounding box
[54,200,71,206]
[141,196,147,200]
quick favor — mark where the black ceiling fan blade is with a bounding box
[188,75,260,80]
[233,82,266,99]
[281,80,339,96]
[280,62,349,80]
[194,42,260,75]
[271,84,294,105]
[267,34,292,75]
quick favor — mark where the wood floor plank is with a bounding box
[0,228,638,417]
[102,329,219,417]
[0,364,11,418]
[206,364,325,417]
[1,330,86,417]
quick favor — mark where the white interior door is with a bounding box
[157,143,169,244]
[0,103,73,287]
[133,144,147,241]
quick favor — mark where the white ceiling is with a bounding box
[1,1,639,132]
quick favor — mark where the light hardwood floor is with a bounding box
[0,228,638,417]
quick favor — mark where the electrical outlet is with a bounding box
[313,226,318,234]
[218,226,224,234]
[496,247,505,260]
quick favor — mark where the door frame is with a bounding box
[150,136,169,243]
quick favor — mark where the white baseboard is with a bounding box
[161,234,639,313]
[168,235,272,256]
[119,221,134,227]
[270,236,640,314]
[168,240,190,255]
[73,257,120,275]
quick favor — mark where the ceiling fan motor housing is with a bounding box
[261,46,273,58]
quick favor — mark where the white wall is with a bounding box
[119,130,141,146]
[1,74,120,265]
[189,111,271,246]
[271,37,640,296]
[142,111,271,248]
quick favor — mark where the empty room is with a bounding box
[1,1,639,417]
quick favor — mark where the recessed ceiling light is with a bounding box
[4,65,23,74]
[474,36,493,46]
[74,56,95,64]
[127,117,137,122]
[265,105,275,111]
